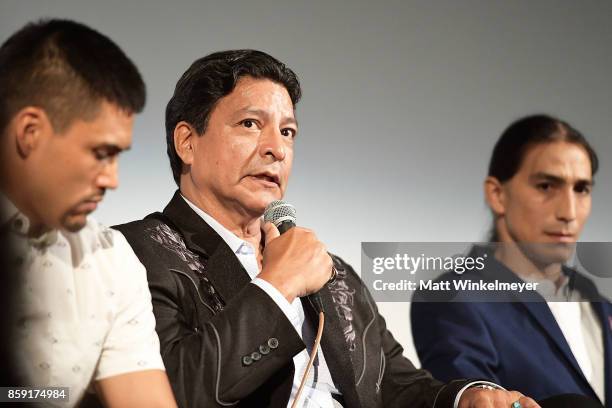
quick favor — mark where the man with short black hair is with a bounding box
[116,49,539,408]
[0,19,176,407]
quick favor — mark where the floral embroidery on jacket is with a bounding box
[328,256,357,351]
[148,223,224,313]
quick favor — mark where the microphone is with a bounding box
[264,200,297,234]
[264,200,325,313]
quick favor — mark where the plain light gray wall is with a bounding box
[2,0,611,365]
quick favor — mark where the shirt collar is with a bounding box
[1,193,31,235]
[0,193,58,246]
[523,273,574,300]
[180,194,253,256]
[472,245,580,301]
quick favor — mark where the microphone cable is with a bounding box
[263,200,327,407]
[291,311,324,408]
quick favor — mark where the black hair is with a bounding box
[165,49,301,185]
[488,114,598,182]
[487,114,599,241]
[0,19,145,134]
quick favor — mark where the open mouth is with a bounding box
[249,172,280,187]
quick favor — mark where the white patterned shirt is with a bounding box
[2,197,165,407]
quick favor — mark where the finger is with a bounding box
[506,391,524,403]
[457,388,494,408]
[262,222,280,245]
[504,392,529,408]
[519,396,540,408]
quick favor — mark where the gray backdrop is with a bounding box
[2,0,611,365]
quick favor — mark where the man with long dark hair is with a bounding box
[412,115,610,407]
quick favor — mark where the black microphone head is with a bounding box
[264,200,296,228]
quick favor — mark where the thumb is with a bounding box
[262,222,280,246]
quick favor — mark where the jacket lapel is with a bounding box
[301,288,362,408]
[163,191,366,405]
[519,302,590,384]
[590,301,612,404]
[472,247,595,392]
[162,191,251,303]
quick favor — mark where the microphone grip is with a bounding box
[274,220,324,314]
[277,220,295,234]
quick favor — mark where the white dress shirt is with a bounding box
[529,276,605,404]
[182,196,340,408]
[3,197,165,407]
[548,302,605,404]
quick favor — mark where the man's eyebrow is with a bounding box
[530,172,593,185]
[283,116,298,127]
[234,107,267,117]
[576,178,595,187]
[94,143,131,153]
[233,107,298,127]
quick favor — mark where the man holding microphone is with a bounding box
[115,49,538,408]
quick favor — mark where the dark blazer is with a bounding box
[114,191,474,408]
[411,246,612,407]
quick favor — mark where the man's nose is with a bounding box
[556,188,577,223]
[259,127,286,162]
[96,161,119,190]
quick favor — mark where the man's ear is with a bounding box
[484,176,506,216]
[173,121,196,165]
[13,107,52,157]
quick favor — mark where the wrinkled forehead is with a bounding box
[222,77,296,117]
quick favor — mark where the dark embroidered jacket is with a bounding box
[113,191,473,408]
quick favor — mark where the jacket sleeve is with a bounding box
[411,301,501,384]
[340,258,479,408]
[115,226,305,408]
[151,270,304,407]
